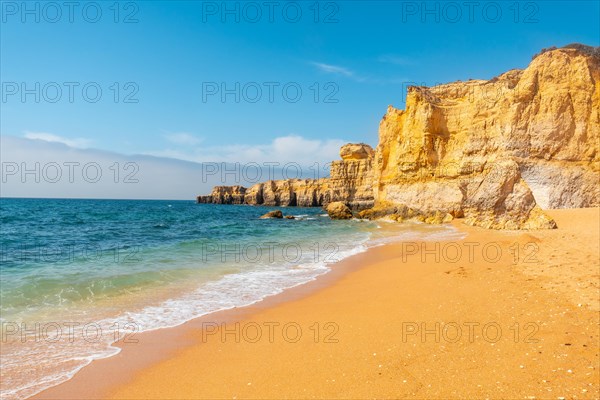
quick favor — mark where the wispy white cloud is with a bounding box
[310,61,408,85]
[311,62,354,77]
[164,132,203,146]
[147,134,346,167]
[377,54,413,66]
[23,131,92,149]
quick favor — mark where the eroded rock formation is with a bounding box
[197,44,599,230]
[372,44,598,228]
[328,143,375,210]
[197,143,375,211]
[326,202,353,220]
[196,185,246,204]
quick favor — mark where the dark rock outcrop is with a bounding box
[259,210,283,219]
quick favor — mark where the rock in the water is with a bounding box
[285,215,295,219]
[326,202,353,220]
[259,210,283,219]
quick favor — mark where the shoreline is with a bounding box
[30,220,413,400]
[34,208,600,399]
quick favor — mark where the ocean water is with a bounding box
[0,198,463,400]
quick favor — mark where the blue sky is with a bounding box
[1,1,599,198]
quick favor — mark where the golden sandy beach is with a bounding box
[35,208,600,399]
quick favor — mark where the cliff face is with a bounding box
[243,179,326,207]
[197,185,246,204]
[326,143,375,210]
[196,144,375,210]
[373,45,599,228]
[198,45,599,230]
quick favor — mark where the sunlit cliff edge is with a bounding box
[197,44,600,229]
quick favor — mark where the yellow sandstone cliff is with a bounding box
[197,44,599,229]
[197,143,375,210]
[373,44,598,228]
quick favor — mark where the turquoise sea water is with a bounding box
[0,198,463,399]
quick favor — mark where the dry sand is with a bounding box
[35,208,600,399]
